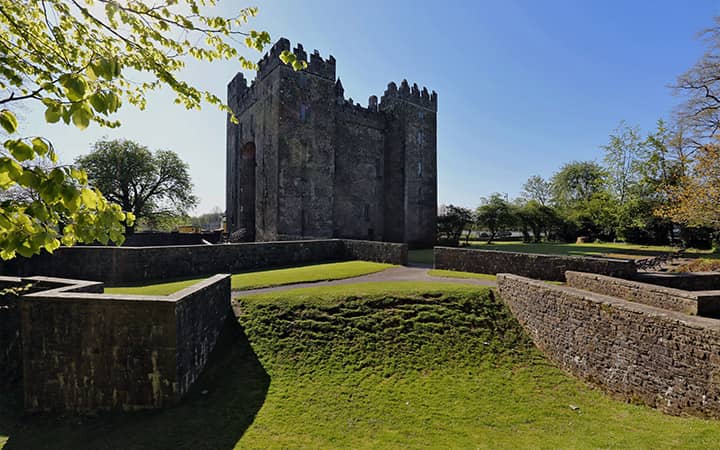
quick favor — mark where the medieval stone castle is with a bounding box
[226,38,437,245]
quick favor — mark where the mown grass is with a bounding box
[468,240,717,260]
[428,268,497,281]
[103,261,394,295]
[233,283,720,448]
[4,282,720,448]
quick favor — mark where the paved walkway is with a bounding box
[232,266,496,297]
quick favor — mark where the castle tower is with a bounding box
[380,81,438,246]
[227,38,437,246]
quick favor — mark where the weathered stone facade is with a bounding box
[433,246,637,281]
[498,273,720,418]
[6,274,230,413]
[227,38,437,246]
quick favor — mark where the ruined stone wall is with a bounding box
[434,247,637,281]
[2,239,406,285]
[334,105,386,240]
[20,274,230,413]
[498,273,720,418]
[566,271,720,317]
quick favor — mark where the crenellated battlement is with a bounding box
[257,38,336,81]
[380,79,437,111]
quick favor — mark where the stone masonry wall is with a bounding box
[21,274,230,413]
[566,271,720,317]
[1,239,406,285]
[634,272,720,291]
[342,239,408,265]
[434,247,637,281]
[498,273,720,418]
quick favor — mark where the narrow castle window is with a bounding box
[300,103,309,122]
[418,110,425,120]
[364,204,370,221]
[417,130,424,145]
[418,161,423,177]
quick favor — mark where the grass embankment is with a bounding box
[103,261,393,295]
[428,269,497,281]
[234,283,720,448]
[468,240,716,260]
[3,283,720,448]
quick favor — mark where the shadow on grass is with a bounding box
[0,318,269,450]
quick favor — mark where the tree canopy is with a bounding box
[76,139,197,232]
[0,0,297,259]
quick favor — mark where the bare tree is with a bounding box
[675,17,720,144]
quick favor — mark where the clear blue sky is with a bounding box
[28,0,720,214]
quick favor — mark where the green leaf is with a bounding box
[89,92,107,114]
[0,110,18,134]
[4,139,34,162]
[31,137,49,157]
[71,103,93,130]
[45,104,62,123]
[80,188,97,208]
[60,74,88,102]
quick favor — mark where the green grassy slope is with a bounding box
[3,283,720,449]
[104,261,394,295]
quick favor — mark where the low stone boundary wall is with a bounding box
[342,239,408,265]
[634,272,720,291]
[566,271,720,317]
[498,273,720,418]
[434,247,636,281]
[1,239,408,285]
[12,274,229,413]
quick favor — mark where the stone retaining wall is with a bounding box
[434,247,636,281]
[18,274,230,413]
[1,239,408,285]
[634,272,720,291]
[566,271,720,317]
[498,273,720,418]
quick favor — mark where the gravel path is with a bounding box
[232,266,495,297]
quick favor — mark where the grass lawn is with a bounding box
[103,261,394,295]
[428,268,497,281]
[467,240,718,260]
[3,282,720,448]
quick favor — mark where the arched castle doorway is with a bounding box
[239,142,256,241]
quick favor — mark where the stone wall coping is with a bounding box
[497,273,720,331]
[566,271,702,299]
[439,246,633,263]
[23,274,230,303]
[70,239,345,251]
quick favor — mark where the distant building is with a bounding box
[226,38,437,246]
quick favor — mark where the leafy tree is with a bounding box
[602,121,647,206]
[520,175,552,206]
[659,142,720,229]
[76,139,197,233]
[191,206,224,231]
[436,204,473,246]
[475,194,514,244]
[0,1,300,258]
[550,161,607,209]
[514,199,559,243]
